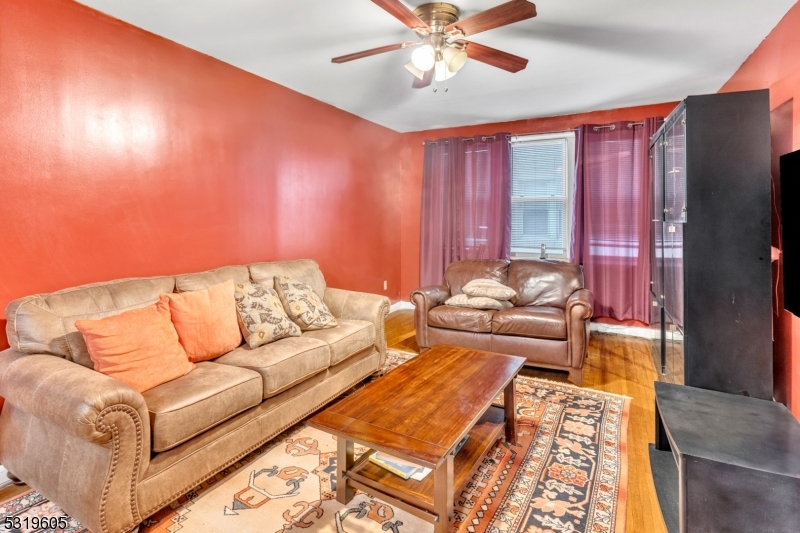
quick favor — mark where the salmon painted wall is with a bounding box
[720,0,800,417]
[0,0,403,356]
[397,102,679,299]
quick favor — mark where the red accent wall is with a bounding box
[720,0,800,417]
[397,102,680,300]
[0,0,403,358]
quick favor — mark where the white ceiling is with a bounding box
[77,0,795,133]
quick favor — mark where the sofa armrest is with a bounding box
[410,285,450,349]
[323,288,390,364]
[0,349,150,533]
[566,289,594,368]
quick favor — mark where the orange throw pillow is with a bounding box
[75,295,194,392]
[163,279,242,362]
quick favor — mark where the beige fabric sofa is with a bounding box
[0,259,389,533]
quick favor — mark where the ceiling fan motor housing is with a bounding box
[413,3,460,34]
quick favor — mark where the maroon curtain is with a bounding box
[571,118,662,323]
[420,134,511,287]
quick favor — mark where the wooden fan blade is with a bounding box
[332,43,407,63]
[372,0,432,32]
[446,0,536,37]
[459,41,528,73]
[412,68,434,89]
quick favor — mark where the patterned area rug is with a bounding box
[0,350,630,533]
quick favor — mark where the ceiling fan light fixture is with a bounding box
[411,44,436,72]
[443,46,468,73]
[405,61,425,80]
[435,59,457,82]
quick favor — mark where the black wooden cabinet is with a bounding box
[651,383,800,533]
[649,90,773,400]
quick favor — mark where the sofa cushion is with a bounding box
[302,319,375,366]
[428,305,495,333]
[215,337,330,399]
[491,306,567,340]
[443,260,510,296]
[5,276,175,368]
[142,361,262,452]
[175,265,250,292]
[248,259,326,299]
[507,260,584,308]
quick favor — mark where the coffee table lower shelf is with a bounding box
[343,405,506,524]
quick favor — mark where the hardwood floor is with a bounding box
[386,309,667,533]
[2,311,666,533]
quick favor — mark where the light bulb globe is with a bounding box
[411,45,435,72]
[435,60,457,82]
[443,47,468,73]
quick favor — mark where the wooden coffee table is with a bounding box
[308,345,525,533]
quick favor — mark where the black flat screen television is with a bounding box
[781,149,800,316]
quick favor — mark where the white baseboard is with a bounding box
[0,465,10,488]
[390,301,415,313]
[590,322,653,339]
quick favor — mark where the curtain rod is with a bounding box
[593,122,644,132]
[422,134,509,146]
[422,122,645,145]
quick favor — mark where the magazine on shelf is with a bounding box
[368,435,469,481]
[368,452,432,480]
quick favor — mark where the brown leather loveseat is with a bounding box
[411,259,593,384]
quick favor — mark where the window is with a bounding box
[510,132,575,260]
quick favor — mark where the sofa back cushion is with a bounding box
[508,260,584,308]
[175,265,250,292]
[5,276,176,368]
[443,260,510,296]
[248,259,326,297]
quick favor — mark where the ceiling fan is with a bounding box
[332,0,537,89]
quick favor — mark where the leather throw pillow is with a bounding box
[274,276,338,331]
[75,295,195,392]
[462,278,517,301]
[445,294,513,311]
[234,282,301,349]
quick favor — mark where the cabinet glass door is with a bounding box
[664,110,686,222]
[663,222,684,332]
[664,315,685,385]
[652,134,665,221]
[651,297,664,375]
[651,222,664,305]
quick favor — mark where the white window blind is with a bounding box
[510,132,575,259]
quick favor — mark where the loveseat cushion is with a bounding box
[443,260,510,296]
[491,306,567,340]
[428,305,495,333]
[507,260,583,308]
[302,319,375,366]
[142,361,262,452]
[215,337,330,398]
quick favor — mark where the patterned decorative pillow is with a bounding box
[445,294,513,311]
[273,276,338,331]
[234,282,301,349]
[462,278,517,301]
